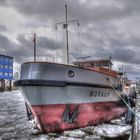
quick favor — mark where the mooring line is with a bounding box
[106,80,140,120]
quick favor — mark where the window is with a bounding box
[9,66,13,69]
[0,56,4,61]
[103,62,109,67]
[10,59,13,62]
[84,63,91,67]
[96,63,102,67]
[5,65,8,69]
[5,58,9,62]
[9,73,12,76]
[0,72,3,76]
[91,63,95,67]
[0,65,3,68]
[5,73,8,76]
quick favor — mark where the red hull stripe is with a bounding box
[30,102,127,133]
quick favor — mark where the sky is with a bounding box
[0,0,140,79]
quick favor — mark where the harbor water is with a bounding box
[0,90,138,140]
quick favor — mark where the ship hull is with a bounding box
[31,102,127,133]
[19,85,127,133]
[15,62,127,133]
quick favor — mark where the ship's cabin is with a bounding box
[73,59,117,77]
[73,59,112,69]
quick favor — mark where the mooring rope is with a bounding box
[106,79,140,120]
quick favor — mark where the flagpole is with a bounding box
[33,33,36,62]
[65,5,69,64]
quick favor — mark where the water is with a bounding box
[0,90,133,140]
[0,91,32,139]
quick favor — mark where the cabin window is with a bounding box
[91,63,94,67]
[103,62,109,67]
[96,63,102,67]
[84,63,91,67]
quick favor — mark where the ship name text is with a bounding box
[90,90,110,97]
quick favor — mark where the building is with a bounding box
[0,54,13,80]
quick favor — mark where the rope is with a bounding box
[106,80,140,119]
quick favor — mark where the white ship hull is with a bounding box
[14,62,127,133]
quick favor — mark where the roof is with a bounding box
[0,54,13,59]
[73,59,112,65]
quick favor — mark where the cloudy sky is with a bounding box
[0,0,140,79]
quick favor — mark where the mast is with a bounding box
[33,33,36,62]
[65,5,69,64]
[55,5,79,64]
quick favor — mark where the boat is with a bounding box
[14,59,128,133]
[14,5,128,133]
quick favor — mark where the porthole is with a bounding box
[68,70,74,78]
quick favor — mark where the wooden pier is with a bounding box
[0,79,12,92]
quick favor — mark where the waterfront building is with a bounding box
[0,54,13,80]
[0,54,13,91]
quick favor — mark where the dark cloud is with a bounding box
[8,0,69,22]
[69,21,140,66]
[0,33,62,63]
[0,34,22,63]
[7,0,135,24]
[121,64,140,76]
[0,0,8,6]
[17,34,61,53]
[0,25,7,32]
[37,36,61,51]
[0,34,13,50]
[15,34,62,62]
[24,20,48,28]
[111,48,135,62]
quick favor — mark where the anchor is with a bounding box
[63,104,79,123]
